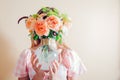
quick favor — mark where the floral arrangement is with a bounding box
[18,7,72,70]
[18,7,71,44]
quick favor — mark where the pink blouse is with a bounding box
[14,48,86,80]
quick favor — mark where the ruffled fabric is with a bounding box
[14,48,86,80]
[61,49,87,77]
[14,49,29,78]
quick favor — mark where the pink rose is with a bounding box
[46,15,61,31]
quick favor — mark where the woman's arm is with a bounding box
[18,75,30,80]
[67,76,79,80]
[67,76,72,80]
[67,76,74,80]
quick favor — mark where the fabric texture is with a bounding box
[14,48,86,80]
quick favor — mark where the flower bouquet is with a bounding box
[18,7,71,70]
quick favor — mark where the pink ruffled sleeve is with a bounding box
[14,49,29,78]
[62,49,87,77]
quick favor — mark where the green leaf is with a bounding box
[33,34,39,40]
[58,30,63,34]
[56,32,62,44]
[48,30,57,39]
[28,33,32,39]
[47,10,60,17]
[28,31,34,39]
[55,35,59,41]
[61,13,70,22]
[32,14,39,18]
[28,33,31,37]
[41,35,48,39]
[41,7,50,13]
[53,8,59,14]
[59,38,62,44]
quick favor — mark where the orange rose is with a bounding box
[35,20,49,36]
[46,15,61,31]
[26,17,36,30]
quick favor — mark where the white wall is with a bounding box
[0,0,119,80]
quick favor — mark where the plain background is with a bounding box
[0,0,119,80]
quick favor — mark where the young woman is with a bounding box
[14,7,86,80]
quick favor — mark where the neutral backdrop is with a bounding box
[0,0,119,80]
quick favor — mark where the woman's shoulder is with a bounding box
[62,47,76,56]
[60,43,76,54]
[61,47,82,64]
[19,48,32,57]
[21,48,32,53]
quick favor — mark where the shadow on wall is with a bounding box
[0,32,16,80]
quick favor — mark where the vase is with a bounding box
[35,38,60,70]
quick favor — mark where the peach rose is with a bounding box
[46,15,61,31]
[35,20,49,36]
[26,17,36,30]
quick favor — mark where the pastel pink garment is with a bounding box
[14,48,86,80]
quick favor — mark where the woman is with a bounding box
[14,7,86,80]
